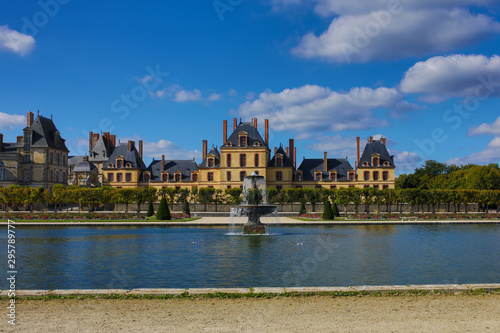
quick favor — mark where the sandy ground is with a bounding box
[1,295,499,332]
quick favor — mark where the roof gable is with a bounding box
[223,121,267,148]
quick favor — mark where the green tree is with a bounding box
[322,199,334,220]
[304,188,322,212]
[198,187,215,211]
[182,201,191,217]
[226,187,243,204]
[156,197,171,220]
[299,201,306,215]
[266,187,279,204]
[146,201,154,217]
[191,186,198,212]
[116,188,135,212]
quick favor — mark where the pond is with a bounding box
[1,224,499,289]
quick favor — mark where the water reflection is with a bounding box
[1,224,499,289]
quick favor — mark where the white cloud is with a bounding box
[149,85,221,103]
[0,112,26,130]
[237,84,418,133]
[400,54,500,102]
[144,139,201,160]
[468,116,500,136]
[292,9,500,63]
[0,26,35,56]
[394,151,423,172]
[207,93,222,101]
[174,89,202,102]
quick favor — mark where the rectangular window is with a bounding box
[143,174,149,182]
[192,173,198,181]
[276,171,282,181]
[126,173,132,182]
[373,171,379,181]
[315,172,322,181]
[240,154,246,167]
[208,158,214,168]
[373,157,379,166]
[162,173,168,181]
[227,185,231,189]
[348,172,355,181]
[276,157,282,167]
[239,136,247,147]
[117,159,123,168]
[227,154,231,167]
[240,171,246,181]
[254,154,259,167]
[330,172,336,181]
[175,173,181,182]
[364,171,370,181]
[227,171,231,181]
[208,172,214,181]
[49,152,53,164]
[383,171,389,181]
[117,173,123,182]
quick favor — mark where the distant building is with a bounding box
[94,118,396,190]
[0,111,69,189]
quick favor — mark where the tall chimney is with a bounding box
[103,132,110,145]
[265,119,269,146]
[253,118,257,128]
[294,147,297,169]
[223,120,227,145]
[381,138,386,146]
[89,131,94,151]
[370,136,373,143]
[203,140,208,160]
[17,136,23,143]
[93,133,99,148]
[233,118,237,131]
[27,111,34,127]
[324,152,328,172]
[289,139,294,170]
[286,147,289,156]
[139,140,143,159]
[356,137,360,169]
[128,140,135,152]
[161,154,165,173]
[274,147,277,154]
[110,135,116,148]
[0,133,3,152]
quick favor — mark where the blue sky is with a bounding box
[1,0,500,174]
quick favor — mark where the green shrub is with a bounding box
[146,202,154,217]
[322,199,334,220]
[182,201,191,217]
[332,202,340,217]
[156,197,171,220]
[299,202,306,215]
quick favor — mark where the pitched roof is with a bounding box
[89,136,114,162]
[297,158,353,181]
[0,142,18,153]
[223,121,267,147]
[199,146,220,168]
[147,159,199,181]
[268,146,293,167]
[73,160,97,173]
[68,155,85,166]
[359,140,395,167]
[104,143,146,170]
[27,115,69,151]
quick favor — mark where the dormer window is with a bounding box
[125,163,132,168]
[363,161,369,166]
[226,142,232,147]
[372,154,380,166]
[253,141,260,146]
[191,173,198,181]
[383,161,390,166]
[143,173,150,182]
[295,171,303,181]
[238,131,248,147]
[162,173,169,182]
[348,171,355,181]
[174,172,182,182]
[208,157,214,168]
[108,163,114,168]
[275,154,283,167]
[116,158,123,168]
[315,171,322,181]
[329,171,337,181]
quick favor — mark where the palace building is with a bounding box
[0,111,69,189]
[91,118,396,190]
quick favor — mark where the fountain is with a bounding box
[231,172,278,234]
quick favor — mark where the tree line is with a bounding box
[0,184,499,214]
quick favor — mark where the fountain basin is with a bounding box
[231,205,278,234]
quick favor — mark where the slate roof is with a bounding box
[359,140,395,167]
[297,158,354,181]
[147,159,199,181]
[223,121,267,147]
[0,142,18,153]
[104,143,146,170]
[68,156,85,167]
[199,146,220,168]
[89,136,114,162]
[26,115,69,151]
[73,160,97,173]
[268,146,293,167]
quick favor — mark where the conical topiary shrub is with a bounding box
[182,201,191,217]
[299,202,306,215]
[146,201,154,217]
[322,199,334,220]
[156,197,171,220]
[332,202,340,217]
